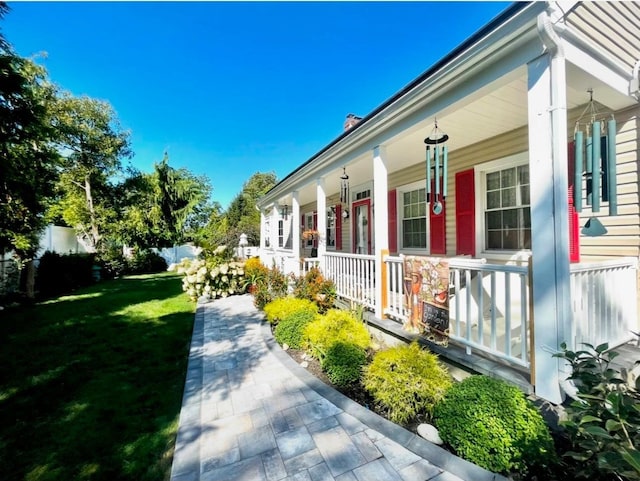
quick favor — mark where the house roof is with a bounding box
[259,1,533,207]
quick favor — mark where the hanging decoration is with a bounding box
[340,167,350,204]
[424,118,449,215]
[573,89,618,217]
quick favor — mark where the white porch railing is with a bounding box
[324,252,376,310]
[385,255,530,369]
[569,257,638,350]
[301,257,320,274]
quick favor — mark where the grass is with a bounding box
[0,272,195,481]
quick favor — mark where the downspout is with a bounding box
[536,4,575,401]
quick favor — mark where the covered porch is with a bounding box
[257,2,640,403]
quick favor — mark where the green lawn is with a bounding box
[0,273,195,481]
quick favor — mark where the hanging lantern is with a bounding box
[280,203,289,220]
[573,89,617,217]
[340,167,350,204]
[424,118,449,215]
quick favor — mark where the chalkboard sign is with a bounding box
[422,301,449,346]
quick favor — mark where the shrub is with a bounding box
[554,342,640,480]
[434,375,555,475]
[292,267,336,313]
[322,342,367,387]
[251,264,288,310]
[363,342,451,425]
[96,244,128,279]
[274,310,316,349]
[36,251,96,298]
[127,249,167,274]
[263,297,318,325]
[175,258,246,301]
[304,309,371,360]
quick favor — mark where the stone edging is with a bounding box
[258,316,508,481]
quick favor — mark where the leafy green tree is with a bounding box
[204,171,276,247]
[115,154,212,248]
[51,93,132,251]
[0,5,60,259]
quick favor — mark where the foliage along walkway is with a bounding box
[170,294,506,481]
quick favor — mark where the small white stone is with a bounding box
[417,423,443,445]
[282,343,289,351]
[300,361,309,368]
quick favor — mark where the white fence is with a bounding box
[569,257,638,350]
[385,255,530,368]
[324,252,376,310]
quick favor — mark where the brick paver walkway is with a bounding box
[170,294,505,481]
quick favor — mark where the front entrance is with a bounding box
[352,199,372,254]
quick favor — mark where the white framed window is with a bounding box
[477,153,531,253]
[397,180,427,251]
[264,216,271,248]
[326,206,336,249]
[278,219,284,248]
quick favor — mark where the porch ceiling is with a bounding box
[287,60,636,208]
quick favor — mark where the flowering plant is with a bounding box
[301,229,320,241]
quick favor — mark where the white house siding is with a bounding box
[567,2,640,73]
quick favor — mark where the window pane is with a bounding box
[522,229,531,249]
[518,165,529,185]
[487,191,500,209]
[502,187,516,207]
[487,230,502,249]
[404,205,410,218]
[522,207,531,228]
[503,209,517,228]
[418,188,426,202]
[487,172,500,190]
[418,202,426,217]
[520,185,530,205]
[404,192,411,204]
[501,168,516,188]
[502,229,519,249]
[410,190,418,204]
[486,211,502,229]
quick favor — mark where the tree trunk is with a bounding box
[85,175,100,251]
[24,259,35,299]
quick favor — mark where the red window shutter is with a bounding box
[388,190,397,254]
[568,142,580,263]
[336,205,342,250]
[455,169,475,256]
[429,179,446,255]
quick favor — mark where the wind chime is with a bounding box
[573,90,617,235]
[340,167,350,204]
[424,118,449,215]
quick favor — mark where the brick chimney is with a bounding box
[343,113,362,131]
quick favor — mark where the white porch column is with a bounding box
[260,211,266,251]
[316,178,327,270]
[271,204,279,250]
[527,48,570,404]
[292,191,301,273]
[373,145,389,319]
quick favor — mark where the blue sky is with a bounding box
[4,1,510,208]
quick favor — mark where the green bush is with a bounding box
[273,310,316,349]
[127,249,167,274]
[322,342,367,387]
[554,341,640,480]
[304,309,371,360]
[36,251,96,298]
[96,244,128,278]
[263,297,318,325]
[250,263,288,310]
[291,267,336,313]
[434,375,555,475]
[363,342,451,425]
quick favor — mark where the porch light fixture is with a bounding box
[280,203,289,220]
[573,89,618,216]
[342,209,349,219]
[340,167,350,204]
[424,118,449,215]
